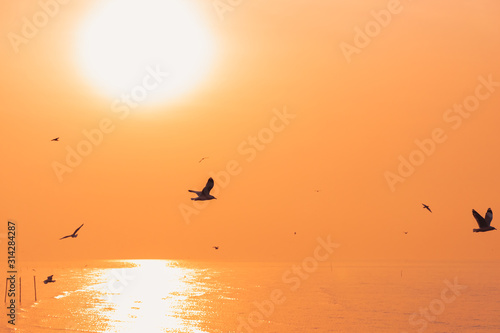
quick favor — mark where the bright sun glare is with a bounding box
[99,260,194,332]
[77,0,215,106]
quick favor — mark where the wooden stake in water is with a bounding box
[34,276,37,302]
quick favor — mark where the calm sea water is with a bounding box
[2,260,499,332]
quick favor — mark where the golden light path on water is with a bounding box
[94,260,206,332]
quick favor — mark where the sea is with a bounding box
[2,260,500,332]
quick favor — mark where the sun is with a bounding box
[76,0,215,106]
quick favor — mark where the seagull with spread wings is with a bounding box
[472,208,496,232]
[44,275,56,284]
[422,203,432,213]
[51,137,59,141]
[60,224,84,240]
[189,178,216,201]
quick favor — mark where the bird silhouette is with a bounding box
[44,275,56,284]
[472,208,496,232]
[212,246,219,250]
[51,137,59,141]
[422,204,432,213]
[60,224,84,240]
[198,157,209,163]
[189,178,216,201]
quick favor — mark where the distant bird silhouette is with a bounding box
[294,232,296,235]
[212,246,219,250]
[44,275,56,284]
[51,137,59,141]
[422,204,432,213]
[60,224,84,240]
[404,232,408,234]
[189,178,216,201]
[198,157,209,163]
[472,208,496,232]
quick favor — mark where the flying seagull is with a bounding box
[212,246,219,250]
[44,275,56,284]
[422,204,432,213]
[51,137,59,141]
[199,157,209,163]
[472,208,496,232]
[60,224,84,240]
[189,178,216,201]
[404,232,408,234]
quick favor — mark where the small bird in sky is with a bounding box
[44,275,56,284]
[60,224,84,240]
[422,204,432,213]
[51,137,59,141]
[189,178,216,201]
[212,246,219,250]
[472,208,496,233]
[198,157,209,163]
[404,232,408,234]
[294,232,296,235]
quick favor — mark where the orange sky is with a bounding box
[1,0,500,263]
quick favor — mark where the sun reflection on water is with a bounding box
[95,260,206,332]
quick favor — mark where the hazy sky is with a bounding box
[1,0,500,262]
